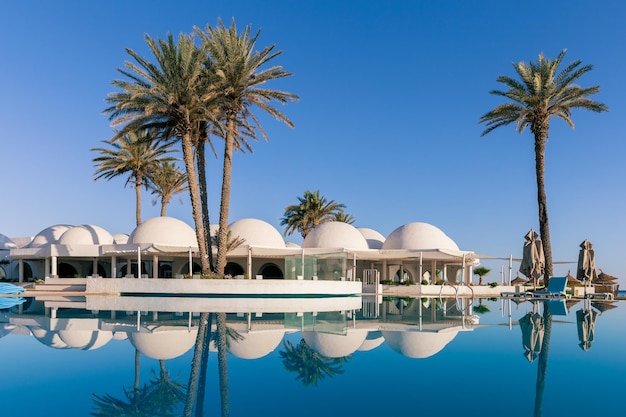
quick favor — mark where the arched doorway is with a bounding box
[88,263,108,278]
[225,262,245,277]
[180,262,202,275]
[259,263,283,279]
[58,262,78,278]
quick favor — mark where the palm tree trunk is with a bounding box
[534,305,552,417]
[183,312,210,417]
[216,117,235,275]
[135,175,142,226]
[134,348,140,390]
[196,133,215,272]
[160,196,167,216]
[534,134,553,281]
[195,312,213,417]
[181,133,211,275]
[216,312,230,417]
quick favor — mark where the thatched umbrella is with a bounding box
[511,275,529,285]
[596,270,618,284]
[591,300,618,314]
[566,271,582,287]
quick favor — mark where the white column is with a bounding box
[51,256,57,277]
[152,255,158,279]
[111,256,117,278]
[18,259,24,283]
[137,247,141,278]
[247,247,252,279]
[431,260,436,284]
[45,258,50,279]
[93,258,98,277]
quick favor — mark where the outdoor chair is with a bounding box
[530,276,570,298]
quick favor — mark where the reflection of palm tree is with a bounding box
[534,304,552,417]
[91,350,155,417]
[146,360,186,415]
[473,299,490,314]
[279,338,350,386]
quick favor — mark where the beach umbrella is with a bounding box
[576,239,598,285]
[519,229,544,288]
[596,270,618,284]
[576,305,597,351]
[519,311,544,363]
[511,275,529,285]
[591,301,618,314]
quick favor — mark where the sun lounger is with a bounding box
[529,276,569,298]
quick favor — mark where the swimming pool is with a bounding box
[1,294,624,417]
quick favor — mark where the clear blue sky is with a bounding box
[1,1,624,283]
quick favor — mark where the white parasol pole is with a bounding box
[189,247,192,276]
[508,254,513,285]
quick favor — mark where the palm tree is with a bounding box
[92,129,174,225]
[104,32,219,274]
[480,49,607,281]
[473,266,491,285]
[196,19,299,275]
[281,190,346,238]
[148,161,189,216]
[279,338,350,386]
[333,210,355,224]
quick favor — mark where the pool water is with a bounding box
[1,295,624,417]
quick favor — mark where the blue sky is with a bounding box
[1,1,624,283]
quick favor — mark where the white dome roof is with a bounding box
[228,218,285,247]
[357,330,385,351]
[302,328,368,358]
[129,328,197,360]
[302,222,369,249]
[129,217,197,247]
[357,228,386,249]
[28,224,73,248]
[113,233,129,244]
[59,225,114,245]
[382,222,459,251]
[58,330,113,350]
[0,234,16,250]
[382,329,458,358]
[285,241,301,248]
[227,325,285,359]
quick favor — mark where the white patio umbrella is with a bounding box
[576,239,598,295]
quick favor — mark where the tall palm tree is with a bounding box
[92,129,174,225]
[104,33,219,274]
[148,160,189,216]
[480,50,607,281]
[196,19,299,275]
[281,190,347,238]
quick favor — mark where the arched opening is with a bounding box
[23,263,33,281]
[394,269,412,283]
[0,266,6,280]
[225,262,245,277]
[422,269,442,284]
[120,262,148,278]
[58,262,78,278]
[159,262,172,278]
[259,263,283,279]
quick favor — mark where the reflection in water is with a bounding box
[5,294,622,416]
[279,338,350,386]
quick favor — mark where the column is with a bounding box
[111,256,117,278]
[152,255,158,279]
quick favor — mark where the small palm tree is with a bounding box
[281,190,347,238]
[473,266,491,286]
[92,129,175,225]
[148,161,189,216]
[480,49,607,281]
[333,210,355,224]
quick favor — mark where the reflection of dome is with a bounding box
[112,331,128,340]
[59,225,114,245]
[0,233,17,250]
[129,217,197,247]
[302,329,368,358]
[357,228,385,249]
[128,328,197,359]
[30,327,70,349]
[228,218,285,247]
[113,233,129,244]
[28,225,73,248]
[382,328,459,358]
[58,330,113,350]
[382,222,459,251]
[357,330,384,351]
[302,222,369,249]
[227,324,285,359]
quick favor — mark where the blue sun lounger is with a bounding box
[0,282,25,295]
[530,276,569,299]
